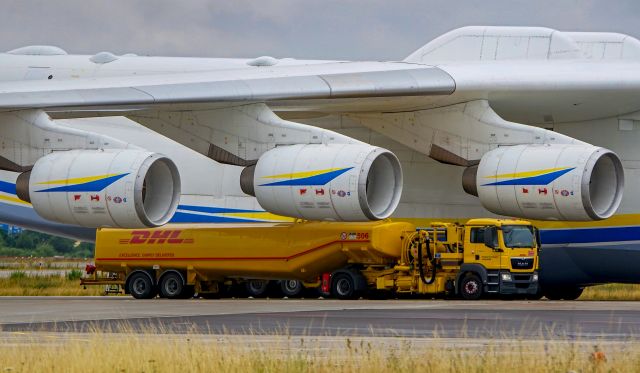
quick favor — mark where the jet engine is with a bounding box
[241,144,403,221]
[462,144,624,221]
[17,150,181,228]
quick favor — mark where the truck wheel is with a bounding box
[331,273,356,300]
[460,274,483,300]
[280,280,304,298]
[245,279,269,297]
[128,272,157,299]
[159,272,185,299]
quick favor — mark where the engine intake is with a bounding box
[242,144,403,221]
[463,144,624,221]
[17,150,181,228]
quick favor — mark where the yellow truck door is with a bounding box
[466,226,501,268]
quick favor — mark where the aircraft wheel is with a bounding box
[545,286,583,301]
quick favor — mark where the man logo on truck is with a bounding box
[118,230,194,245]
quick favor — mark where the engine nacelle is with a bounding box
[241,144,403,221]
[463,144,624,221]
[17,150,181,228]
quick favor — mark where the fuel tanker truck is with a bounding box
[82,218,540,300]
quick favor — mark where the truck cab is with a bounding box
[458,218,539,300]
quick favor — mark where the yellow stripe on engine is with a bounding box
[36,173,120,185]
[484,167,570,179]
[261,168,344,180]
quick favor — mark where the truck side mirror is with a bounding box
[484,226,497,249]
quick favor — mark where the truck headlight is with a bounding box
[532,274,539,282]
[501,273,512,281]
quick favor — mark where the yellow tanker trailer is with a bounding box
[83,221,412,299]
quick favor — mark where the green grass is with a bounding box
[0,273,102,296]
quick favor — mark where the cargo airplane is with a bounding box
[0,26,636,298]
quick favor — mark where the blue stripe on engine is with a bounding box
[483,168,575,186]
[35,173,129,193]
[540,226,640,245]
[259,167,353,186]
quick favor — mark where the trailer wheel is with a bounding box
[159,272,185,299]
[331,273,356,300]
[128,272,156,299]
[245,279,269,297]
[460,274,483,300]
[280,280,304,298]
[180,285,196,299]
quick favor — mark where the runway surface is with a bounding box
[1,297,639,340]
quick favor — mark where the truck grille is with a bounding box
[510,257,534,270]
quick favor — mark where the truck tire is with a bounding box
[460,274,483,300]
[245,279,269,297]
[159,272,185,299]
[280,280,304,298]
[331,273,357,300]
[128,272,157,299]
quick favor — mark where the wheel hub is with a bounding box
[465,281,479,294]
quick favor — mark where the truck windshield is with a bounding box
[502,225,534,248]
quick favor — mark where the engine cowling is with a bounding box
[241,144,403,221]
[463,144,624,221]
[17,150,181,228]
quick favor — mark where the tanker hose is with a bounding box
[417,234,436,285]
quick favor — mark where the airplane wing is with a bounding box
[0,61,455,113]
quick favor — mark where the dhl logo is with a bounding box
[119,230,194,245]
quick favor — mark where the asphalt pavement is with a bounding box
[0,297,638,340]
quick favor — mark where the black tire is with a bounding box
[331,273,356,300]
[245,279,270,297]
[561,287,584,301]
[159,272,185,299]
[544,286,583,301]
[460,274,483,300]
[180,285,196,299]
[280,280,304,298]
[525,291,544,301]
[128,272,157,299]
[544,290,564,300]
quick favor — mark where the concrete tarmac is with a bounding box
[0,297,639,340]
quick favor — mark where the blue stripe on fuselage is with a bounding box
[540,226,640,245]
[0,181,16,195]
[170,211,259,223]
